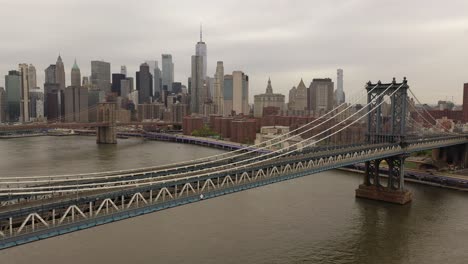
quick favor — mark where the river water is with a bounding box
[0,136,467,264]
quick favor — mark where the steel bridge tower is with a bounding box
[356,78,412,204]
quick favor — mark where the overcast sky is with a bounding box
[1,0,468,104]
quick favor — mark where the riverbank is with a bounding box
[0,133,45,139]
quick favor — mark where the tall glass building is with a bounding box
[5,70,21,122]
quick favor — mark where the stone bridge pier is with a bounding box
[96,103,117,144]
[355,155,413,204]
[432,144,468,169]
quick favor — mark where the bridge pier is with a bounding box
[96,103,117,144]
[355,155,412,204]
[432,144,468,169]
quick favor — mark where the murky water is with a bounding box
[0,136,467,264]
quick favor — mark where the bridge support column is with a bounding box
[96,103,117,144]
[355,155,412,205]
[432,144,468,169]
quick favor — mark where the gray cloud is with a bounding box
[1,0,467,104]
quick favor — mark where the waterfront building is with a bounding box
[136,63,153,104]
[91,60,111,92]
[162,54,174,92]
[45,87,63,122]
[18,63,30,122]
[71,60,81,87]
[253,78,285,117]
[183,116,204,135]
[5,70,21,122]
[29,87,44,120]
[231,119,257,143]
[0,87,6,123]
[44,64,63,121]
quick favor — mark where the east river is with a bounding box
[0,136,467,264]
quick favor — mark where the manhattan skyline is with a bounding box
[1,0,468,104]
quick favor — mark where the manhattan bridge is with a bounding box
[0,78,466,249]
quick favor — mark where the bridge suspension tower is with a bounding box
[356,78,413,204]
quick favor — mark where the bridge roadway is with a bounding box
[0,141,397,195]
[0,135,465,212]
[0,135,466,248]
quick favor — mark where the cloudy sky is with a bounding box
[1,0,467,104]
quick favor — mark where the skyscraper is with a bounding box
[64,86,88,123]
[29,87,44,120]
[120,78,133,98]
[0,87,6,123]
[18,63,30,122]
[56,55,66,90]
[5,70,21,122]
[71,60,81,87]
[214,61,224,115]
[136,63,153,104]
[190,55,204,114]
[463,83,468,123]
[45,65,56,84]
[120,65,127,76]
[28,64,37,90]
[232,71,249,115]
[162,54,174,92]
[44,65,62,121]
[91,60,111,92]
[336,69,345,104]
[223,74,233,115]
[111,73,126,96]
[145,60,161,98]
[154,66,162,99]
[288,79,307,112]
[196,25,207,80]
[309,78,334,116]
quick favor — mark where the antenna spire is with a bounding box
[200,23,203,42]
